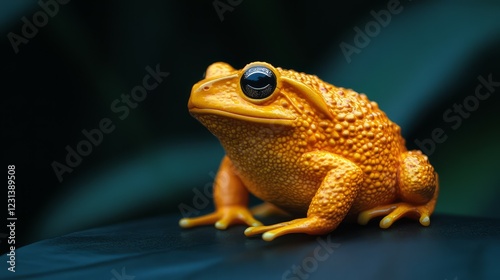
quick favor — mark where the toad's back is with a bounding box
[181,61,438,241]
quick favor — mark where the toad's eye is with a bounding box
[240,66,277,99]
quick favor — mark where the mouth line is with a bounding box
[189,108,295,125]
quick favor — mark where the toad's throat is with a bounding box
[189,108,295,125]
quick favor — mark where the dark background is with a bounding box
[1,0,500,253]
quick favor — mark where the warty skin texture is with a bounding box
[181,61,438,241]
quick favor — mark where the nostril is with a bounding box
[203,85,210,91]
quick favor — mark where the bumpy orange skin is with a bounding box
[180,62,438,241]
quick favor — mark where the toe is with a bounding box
[357,206,396,225]
[359,202,433,229]
[262,232,277,241]
[215,220,229,230]
[247,217,332,241]
[260,217,330,241]
[379,216,395,229]
[217,207,263,229]
[178,212,219,228]
[244,222,290,237]
[419,215,430,226]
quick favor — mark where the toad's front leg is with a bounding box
[245,152,363,241]
[179,156,262,230]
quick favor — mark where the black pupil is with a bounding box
[240,66,276,99]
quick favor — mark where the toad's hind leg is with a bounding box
[358,150,439,228]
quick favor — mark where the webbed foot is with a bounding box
[179,206,262,230]
[244,216,331,241]
[357,202,432,228]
